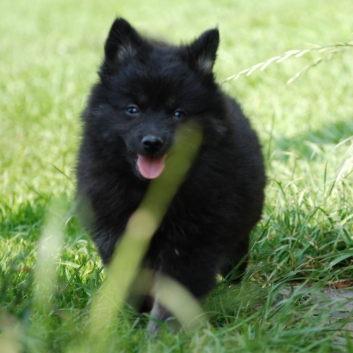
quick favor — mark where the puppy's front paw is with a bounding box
[147,301,180,336]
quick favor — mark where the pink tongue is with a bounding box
[137,155,166,179]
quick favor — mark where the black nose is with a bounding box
[142,135,164,152]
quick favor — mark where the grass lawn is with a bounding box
[1,0,353,352]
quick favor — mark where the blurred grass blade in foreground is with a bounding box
[151,273,207,332]
[30,199,68,350]
[33,200,66,313]
[0,312,22,353]
[88,123,203,347]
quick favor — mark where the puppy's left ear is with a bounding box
[185,28,219,74]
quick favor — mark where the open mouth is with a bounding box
[128,150,166,179]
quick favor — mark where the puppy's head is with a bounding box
[84,18,224,180]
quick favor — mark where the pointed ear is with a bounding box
[186,28,219,73]
[100,18,147,77]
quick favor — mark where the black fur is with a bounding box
[76,18,265,334]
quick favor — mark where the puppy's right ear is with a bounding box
[100,18,147,77]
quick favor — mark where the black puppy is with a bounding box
[76,18,265,334]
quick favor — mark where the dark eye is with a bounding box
[125,105,139,116]
[173,110,186,120]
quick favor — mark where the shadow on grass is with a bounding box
[0,197,48,240]
[271,118,353,160]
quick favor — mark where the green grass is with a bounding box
[1,0,353,351]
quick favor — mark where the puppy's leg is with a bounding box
[147,247,217,335]
[220,236,250,283]
[147,299,179,336]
